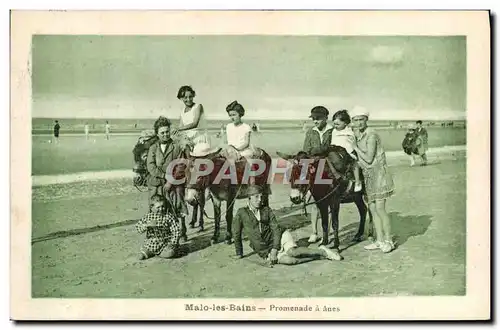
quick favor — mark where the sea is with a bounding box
[32,117,466,134]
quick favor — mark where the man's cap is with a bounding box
[247,185,263,196]
[309,106,329,118]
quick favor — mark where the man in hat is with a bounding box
[415,120,428,165]
[231,185,342,265]
[302,106,333,156]
[302,105,350,186]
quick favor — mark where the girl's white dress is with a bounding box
[225,122,257,159]
[179,103,209,145]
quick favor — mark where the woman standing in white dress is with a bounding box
[173,85,209,150]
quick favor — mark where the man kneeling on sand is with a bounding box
[232,186,343,265]
[136,194,180,260]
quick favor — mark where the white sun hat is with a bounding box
[350,106,370,119]
[190,142,222,158]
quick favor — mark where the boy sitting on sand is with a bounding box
[136,194,181,260]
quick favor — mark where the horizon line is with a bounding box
[32,115,466,122]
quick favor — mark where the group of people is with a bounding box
[138,86,266,257]
[51,120,111,143]
[134,84,425,263]
[301,105,396,254]
[405,120,429,166]
[84,121,111,141]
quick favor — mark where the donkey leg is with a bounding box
[198,192,206,232]
[225,196,235,244]
[352,194,367,242]
[318,201,330,246]
[211,196,222,245]
[170,187,187,243]
[189,204,198,228]
[330,200,340,250]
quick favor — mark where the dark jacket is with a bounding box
[302,124,333,156]
[146,139,184,187]
[232,205,284,258]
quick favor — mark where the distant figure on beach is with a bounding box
[302,121,307,132]
[251,123,258,132]
[415,120,428,165]
[53,120,60,144]
[84,122,90,140]
[174,85,209,152]
[105,121,111,140]
[216,124,225,139]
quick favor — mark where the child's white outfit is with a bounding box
[330,126,362,192]
[330,126,357,159]
[179,103,210,145]
[225,122,258,159]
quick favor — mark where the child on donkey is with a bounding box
[136,194,181,260]
[330,109,363,192]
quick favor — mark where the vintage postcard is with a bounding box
[11,10,490,320]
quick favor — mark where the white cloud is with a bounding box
[368,45,404,64]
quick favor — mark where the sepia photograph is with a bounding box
[10,10,490,320]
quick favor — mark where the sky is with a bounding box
[31,35,466,121]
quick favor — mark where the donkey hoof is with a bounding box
[198,227,205,233]
[352,235,363,243]
[189,223,195,229]
[179,235,188,244]
[319,239,329,247]
[225,238,233,245]
[210,238,218,245]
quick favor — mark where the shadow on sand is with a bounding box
[293,211,432,253]
[32,203,432,258]
[389,211,433,247]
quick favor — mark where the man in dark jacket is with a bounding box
[302,106,349,182]
[232,186,342,265]
[302,106,333,156]
[147,116,188,241]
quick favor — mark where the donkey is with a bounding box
[184,148,272,245]
[278,148,373,250]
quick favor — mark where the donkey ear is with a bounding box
[276,151,294,160]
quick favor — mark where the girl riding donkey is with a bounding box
[222,101,259,160]
[184,101,272,244]
[173,85,210,151]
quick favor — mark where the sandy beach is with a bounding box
[31,150,466,298]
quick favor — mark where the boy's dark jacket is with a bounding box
[232,206,284,258]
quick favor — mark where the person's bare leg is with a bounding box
[308,202,320,243]
[421,153,428,165]
[287,246,342,261]
[375,199,393,244]
[353,164,362,192]
[364,202,384,250]
[278,255,318,265]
